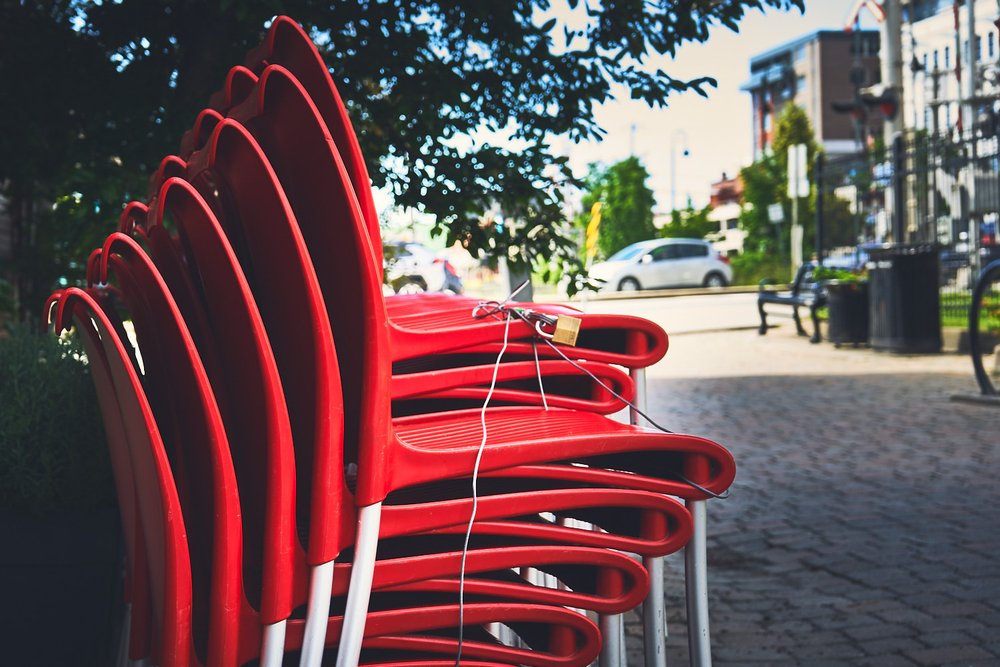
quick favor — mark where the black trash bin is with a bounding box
[825,280,870,346]
[867,244,942,353]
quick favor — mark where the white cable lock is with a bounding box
[456,312,512,665]
[532,340,549,411]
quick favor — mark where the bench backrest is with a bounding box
[791,262,817,295]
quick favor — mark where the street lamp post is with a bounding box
[670,129,690,213]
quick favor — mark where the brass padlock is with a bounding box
[552,315,581,346]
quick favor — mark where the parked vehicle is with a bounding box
[821,248,870,271]
[383,241,463,294]
[589,238,733,291]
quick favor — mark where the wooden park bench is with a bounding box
[757,262,826,343]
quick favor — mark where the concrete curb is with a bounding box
[568,285,764,302]
[950,392,1000,407]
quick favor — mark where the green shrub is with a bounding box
[730,251,793,286]
[812,266,867,283]
[0,324,114,515]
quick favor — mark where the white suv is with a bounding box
[589,238,733,291]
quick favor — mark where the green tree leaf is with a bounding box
[0,0,804,317]
[580,156,656,259]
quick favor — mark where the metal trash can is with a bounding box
[825,280,870,346]
[867,244,941,353]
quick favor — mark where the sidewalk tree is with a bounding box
[660,202,716,240]
[580,156,656,258]
[0,0,803,317]
[736,103,855,283]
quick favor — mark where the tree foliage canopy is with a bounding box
[0,0,802,317]
[580,156,656,258]
[737,103,857,270]
[660,202,716,240]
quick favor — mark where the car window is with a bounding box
[606,244,651,262]
[677,244,708,258]
[650,244,680,261]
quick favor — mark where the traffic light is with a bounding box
[831,97,868,121]
[831,85,898,121]
[859,84,898,121]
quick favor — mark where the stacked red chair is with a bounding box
[48,15,736,667]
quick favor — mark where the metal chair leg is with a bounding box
[685,500,711,667]
[299,560,336,667]
[629,367,671,667]
[336,503,383,667]
[601,610,624,666]
[642,555,667,667]
[116,603,131,667]
[260,620,288,667]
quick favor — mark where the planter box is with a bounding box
[825,280,870,346]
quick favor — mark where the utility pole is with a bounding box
[966,0,980,272]
[788,143,808,273]
[881,0,904,143]
[966,0,978,119]
[880,0,905,241]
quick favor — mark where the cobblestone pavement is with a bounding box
[622,323,1000,666]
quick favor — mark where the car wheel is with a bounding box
[618,277,641,292]
[703,272,727,288]
[394,278,428,294]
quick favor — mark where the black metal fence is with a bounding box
[816,129,1000,329]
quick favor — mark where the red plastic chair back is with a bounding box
[45,291,152,660]
[207,65,257,112]
[55,287,209,666]
[119,201,152,235]
[184,117,348,566]
[146,156,190,202]
[179,109,224,159]
[229,65,393,502]
[240,17,670,368]
[244,16,381,259]
[140,180,302,625]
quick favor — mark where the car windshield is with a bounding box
[606,244,653,262]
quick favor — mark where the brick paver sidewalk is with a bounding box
[625,324,1000,666]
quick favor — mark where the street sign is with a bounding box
[787,143,809,199]
[767,203,785,224]
[787,143,807,272]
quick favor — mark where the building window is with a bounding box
[726,219,739,230]
[945,46,950,69]
[976,35,982,59]
[989,32,995,59]
[933,49,939,71]
[922,53,928,72]
[795,75,805,96]
[794,44,806,62]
